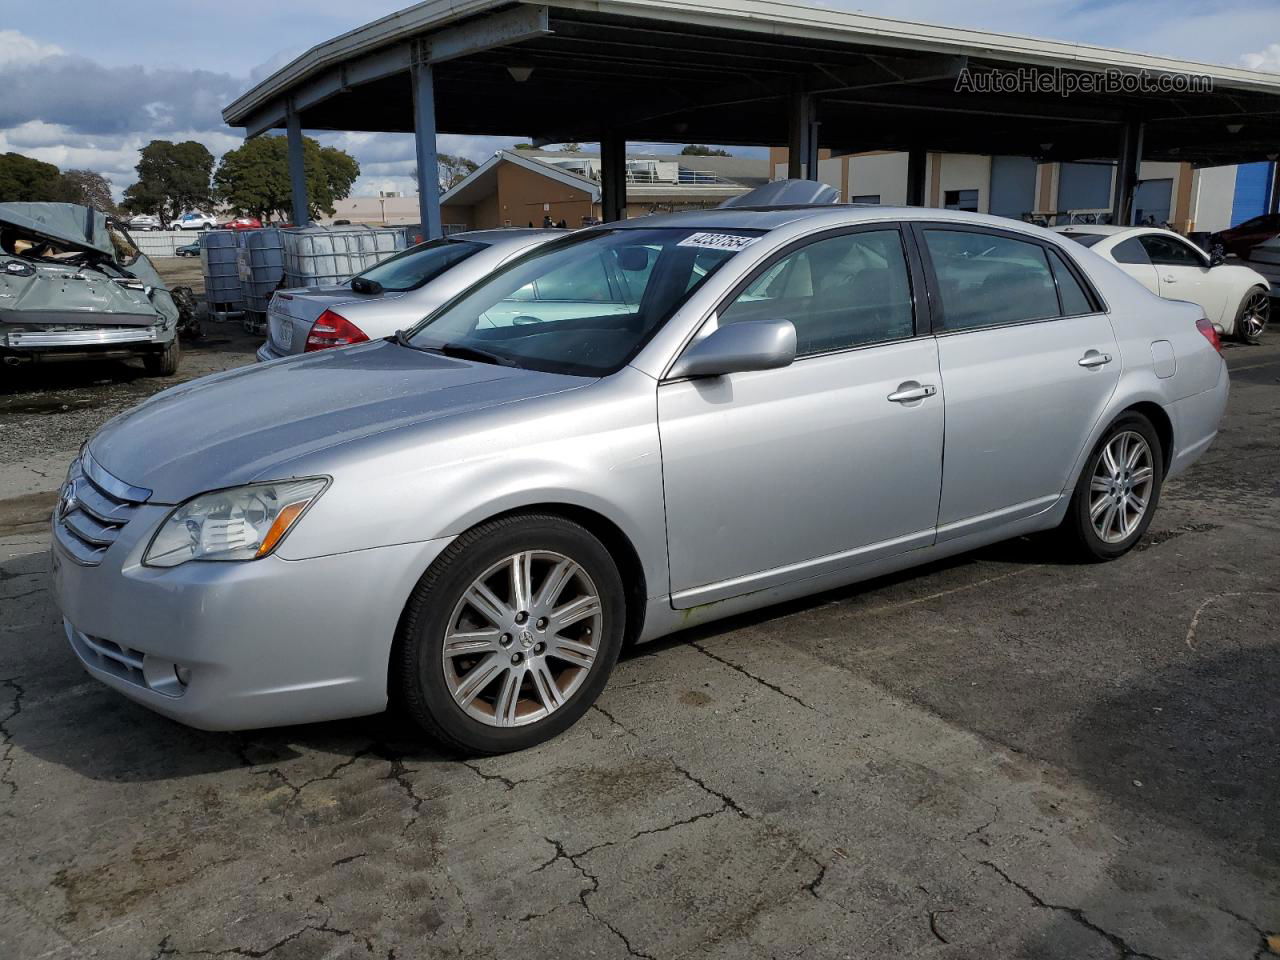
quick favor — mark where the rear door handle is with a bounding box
[1078,351,1112,368]
[887,383,937,403]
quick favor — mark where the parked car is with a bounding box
[257,228,558,361]
[1242,235,1280,293]
[220,216,263,230]
[1,202,181,375]
[175,240,201,258]
[1211,213,1280,260]
[53,203,1227,754]
[171,212,218,230]
[127,214,163,232]
[1056,225,1269,341]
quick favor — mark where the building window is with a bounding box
[850,194,881,205]
[944,189,980,212]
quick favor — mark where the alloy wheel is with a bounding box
[1240,290,1269,340]
[1089,431,1155,544]
[441,550,602,727]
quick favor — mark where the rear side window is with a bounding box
[1062,233,1105,248]
[1111,237,1151,265]
[1048,249,1095,315]
[359,238,485,292]
[922,229,1059,331]
[719,228,914,356]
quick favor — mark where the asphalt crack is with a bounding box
[1211,904,1272,960]
[980,859,1165,960]
[252,750,371,805]
[689,640,817,711]
[380,755,430,833]
[536,836,655,960]
[0,676,25,799]
[458,759,523,791]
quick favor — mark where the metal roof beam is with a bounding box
[425,5,550,63]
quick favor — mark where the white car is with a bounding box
[127,214,162,232]
[1055,225,1269,341]
[171,212,218,230]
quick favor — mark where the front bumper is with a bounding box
[51,505,452,730]
[3,325,169,350]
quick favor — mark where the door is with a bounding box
[1107,235,1161,293]
[658,226,944,607]
[1138,233,1228,323]
[915,225,1121,538]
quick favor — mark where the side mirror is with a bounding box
[667,318,797,380]
[1209,251,1226,267]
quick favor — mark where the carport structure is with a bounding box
[222,0,1280,238]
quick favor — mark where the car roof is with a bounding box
[453,227,560,247]
[1052,225,1130,237]
[601,204,1059,234]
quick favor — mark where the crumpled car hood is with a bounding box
[89,339,591,503]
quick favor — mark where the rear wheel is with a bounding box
[393,513,625,754]
[143,338,180,376]
[1061,413,1163,561]
[1233,286,1269,342]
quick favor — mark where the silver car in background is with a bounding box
[52,204,1228,755]
[257,228,558,361]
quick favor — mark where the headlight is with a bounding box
[143,478,327,568]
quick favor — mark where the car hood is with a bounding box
[89,339,591,503]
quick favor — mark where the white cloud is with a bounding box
[0,29,63,66]
[1242,44,1280,72]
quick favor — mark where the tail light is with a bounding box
[1195,317,1223,355]
[305,309,369,352]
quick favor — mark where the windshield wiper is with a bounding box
[392,328,414,348]
[436,343,516,366]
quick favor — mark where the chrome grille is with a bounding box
[53,451,151,566]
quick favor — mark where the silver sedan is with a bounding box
[256,228,559,361]
[52,205,1228,754]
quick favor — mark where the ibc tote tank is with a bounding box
[282,225,405,288]
[236,227,285,317]
[200,230,244,313]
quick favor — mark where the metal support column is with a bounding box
[1269,160,1280,216]
[906,148,927,207]
[600,132,627,223]
[1112,120,1144,226]
[787,89,817,180]
[286,109,310,228]
[411,60,443,240]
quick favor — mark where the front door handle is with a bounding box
[887,383,937,403]
[1162,274,1177,283]
[1078,350,1112,368]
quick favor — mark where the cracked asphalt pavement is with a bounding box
[0,294,1277,958]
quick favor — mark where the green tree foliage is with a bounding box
[512,143,536,150]
[122,140,214,224]
[680,145,732,157]
[438,154,478,191]
[61,170,119,214]
[0,152,77,202]
[213,135,360,222]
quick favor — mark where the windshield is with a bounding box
[404,227,759,376]
[357,238,486,292]
[1062,233,1106,248]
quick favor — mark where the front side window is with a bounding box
[1111,237,1151,265]
[358,238,486,292]
[718,229,914,355]
[1138,234,1204,267]
[922,229,1059,331]
[406,228,756,376]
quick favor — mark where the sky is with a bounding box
[2,0,1279,202]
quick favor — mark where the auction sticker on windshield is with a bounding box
[677,232,758,251]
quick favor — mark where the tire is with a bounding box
[1061,413,1163,561]
[1233,285,1269,343]
[393,513,625,755]
[143,338,180,377]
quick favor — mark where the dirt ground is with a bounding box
[0,276,1276,959]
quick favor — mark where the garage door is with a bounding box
[988,156,1037,220]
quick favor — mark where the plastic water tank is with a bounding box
[200,231,244,311]
[236,228,285,315]
[282,225,405,287]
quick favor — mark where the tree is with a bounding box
[122,140,214,224]
[438,154,477,191]
[0,152,77,202]
[61,170,119,214]
[680,145,732,157]
[513,143,536,151]
[558,142,583,153]
[213,135,360,223]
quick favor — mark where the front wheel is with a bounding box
[1061,414,1163,561]
[1233,285,1269,343]
[393,513,625,754]
[143,338,180,376]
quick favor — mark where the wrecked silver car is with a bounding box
[0,202,182,375]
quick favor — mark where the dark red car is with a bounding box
[1213,213,1280,259]
[219,216,263,231]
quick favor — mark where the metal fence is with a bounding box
[133,231,200,258]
